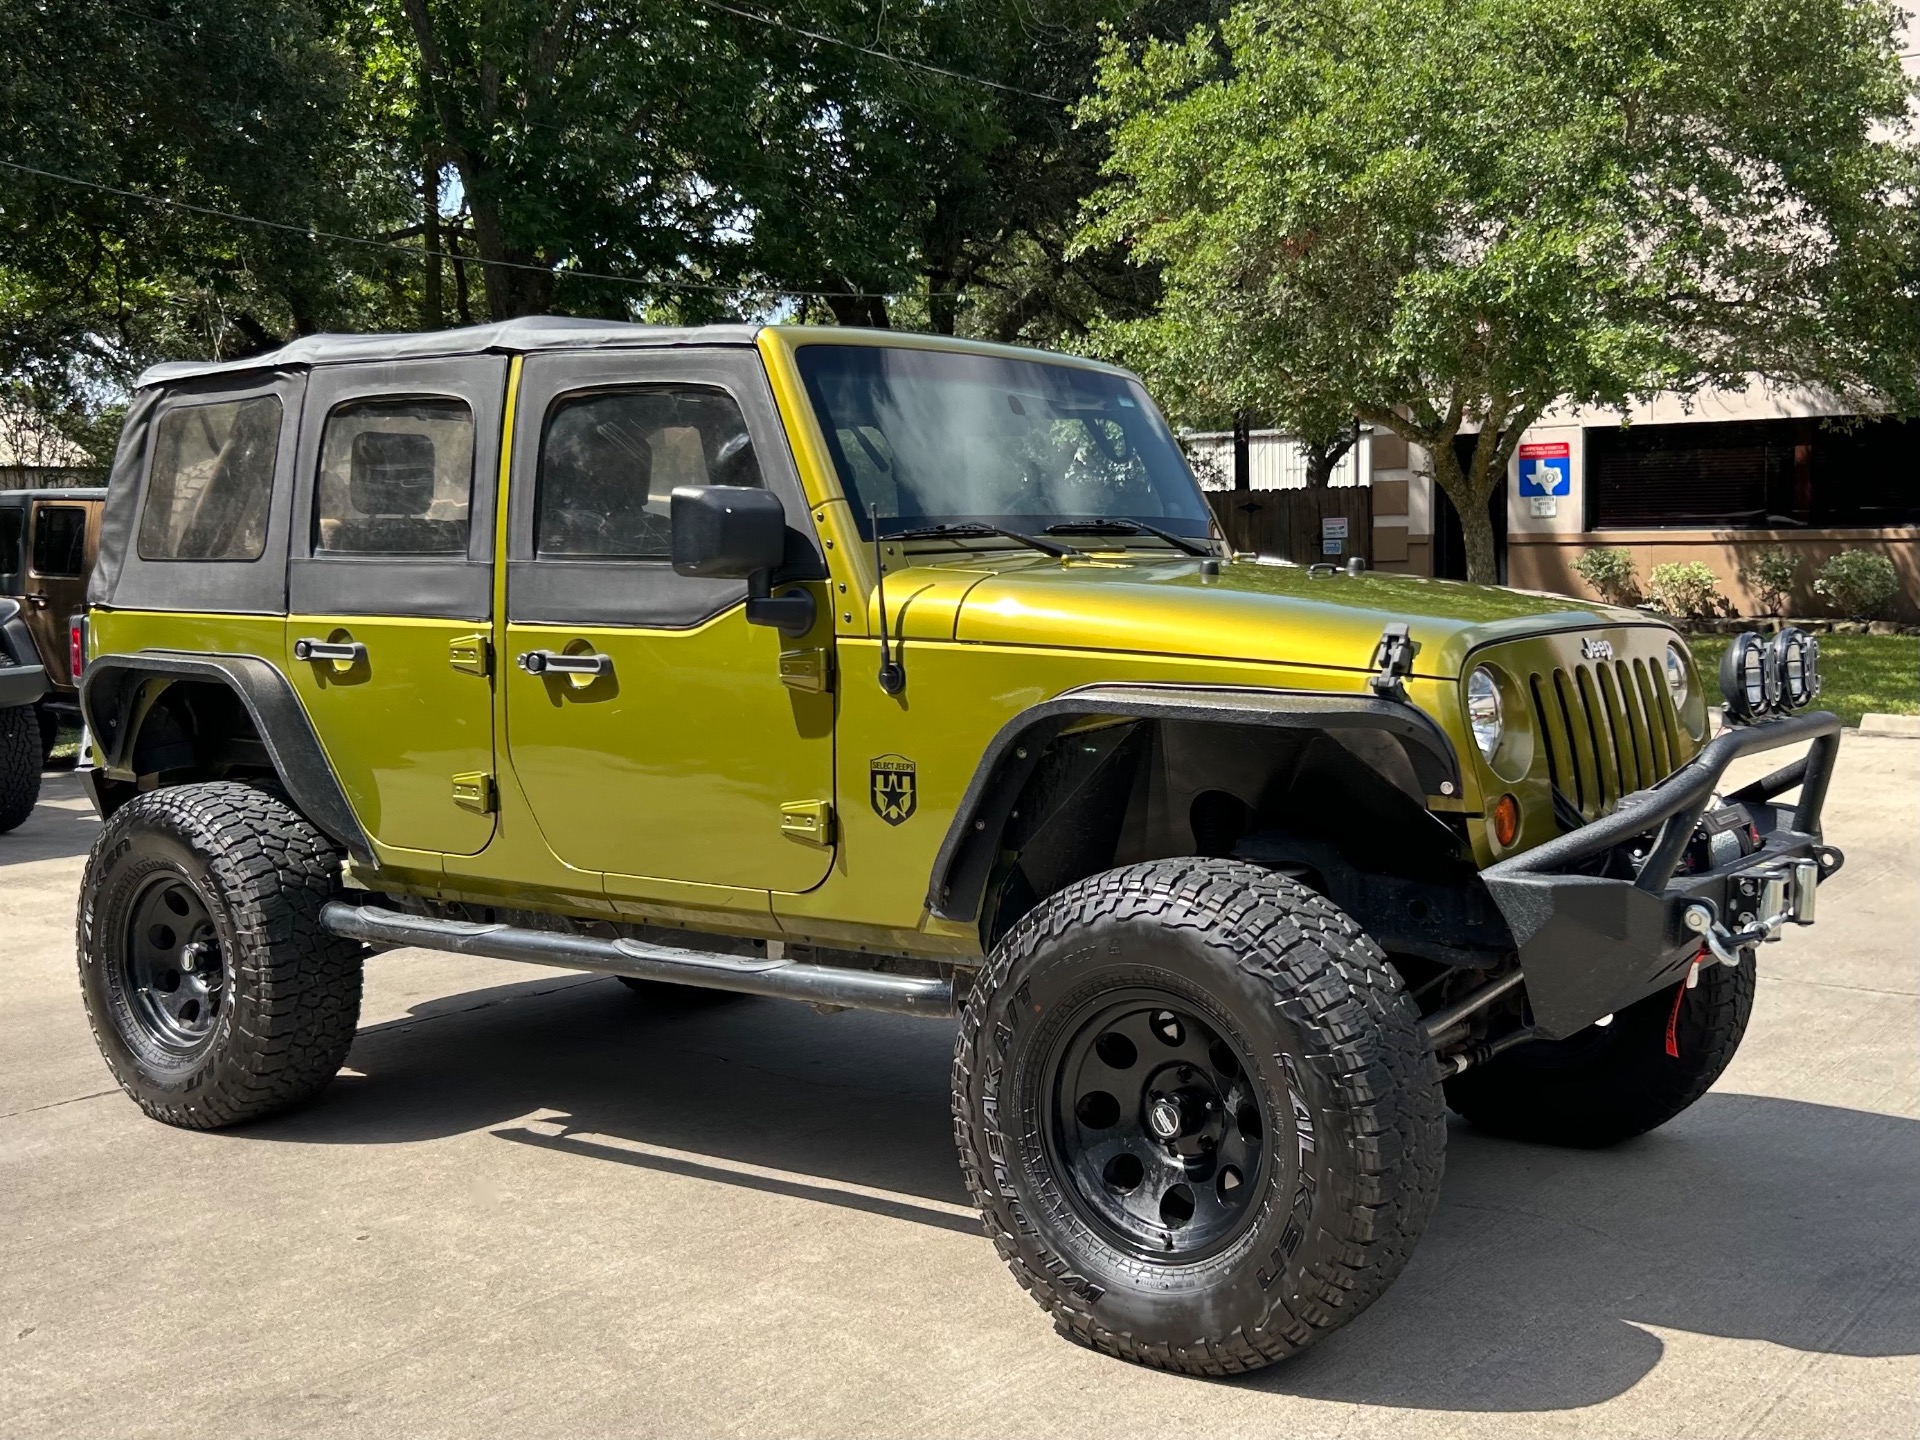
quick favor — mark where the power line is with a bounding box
[0,158,945,301]
[684,0,1068,105]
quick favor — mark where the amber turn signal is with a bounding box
[1492,793,1521,848]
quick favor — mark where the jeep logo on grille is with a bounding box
[1581,637,1614,662]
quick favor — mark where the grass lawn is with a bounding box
[1686,632,1919,727]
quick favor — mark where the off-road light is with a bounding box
[1665,642,1690,709]
[1718,631,1776,722]
[1466,667,1503,761]
[1771,627,1819,710]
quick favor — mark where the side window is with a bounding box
[31,506,88,577]
[0,506,22,583]
[138,396,282,561]
[314,398,474,556]
[536,387,761,559]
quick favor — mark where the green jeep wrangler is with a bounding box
[75,320,1842,1374]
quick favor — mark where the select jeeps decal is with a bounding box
[870,754,918,826]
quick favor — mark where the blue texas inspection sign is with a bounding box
[1518,441,1570,496]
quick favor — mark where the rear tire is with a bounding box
[0,704,42,833]
[953,858,1444,1375]
[77,781,364,1129]
[1445,954,1754,1147]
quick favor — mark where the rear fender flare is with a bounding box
[79,651,373,865]
[927,682,1461,922]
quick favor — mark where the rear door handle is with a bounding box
[516,649,612,678]
[293,638,368,664]
[25,594,47,609]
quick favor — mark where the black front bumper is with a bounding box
[1481,710,1844,1038]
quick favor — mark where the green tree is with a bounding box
[1081,0,1920,581]
[0,1,420,455]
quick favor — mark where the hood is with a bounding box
[887,551,1662,680]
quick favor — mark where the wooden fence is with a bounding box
[1206,487,1373,566]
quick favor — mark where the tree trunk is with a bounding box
[467,192,552,320]
[823,289,890,328]
[422,150,443,330]
[1430,443,1500,585]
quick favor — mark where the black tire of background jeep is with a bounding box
[1445,952,1755,1147]
[0,703,42,834]
[953,858,1445,1376]
[77,781,364,1129]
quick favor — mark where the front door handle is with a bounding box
[516,649,612,678]
[25,594,47,609]
[293,638,368,664]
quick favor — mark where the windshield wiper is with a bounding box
[885,522,1083,559]
[1042,519,1216,557]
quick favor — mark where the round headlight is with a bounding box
[1665,642,1691,708]
[1466,666,1503,761]
[1771,627,1819,710]
[1718,631,1777,723]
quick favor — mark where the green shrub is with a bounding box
[1738,545,1800,616]
[1813,550,1898,620]
[1647,560,1723,618]
[1571,547,1638,605]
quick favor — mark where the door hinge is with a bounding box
[452,772,497,813]
[448,634,492,677]
[779,799,834,846]
[778,647,834,694]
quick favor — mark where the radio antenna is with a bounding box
[870,504,905,695]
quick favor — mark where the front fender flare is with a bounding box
[926,682,1461,923]
[79,650,374,866]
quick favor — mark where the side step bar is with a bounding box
[319,902,956,1018]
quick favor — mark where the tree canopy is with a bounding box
[1081,0,1920,580]
[0,0,1216,460]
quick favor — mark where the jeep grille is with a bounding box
[1526,656,1685,821]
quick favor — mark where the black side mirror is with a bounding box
[670,485,786,578]
[669,485,814,636]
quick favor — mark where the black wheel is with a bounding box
[77,781,364,1129]
[615,975,747,1007]
[1446,953,1755,1147]
[954,858,1445,1376]
[0,703,42,833]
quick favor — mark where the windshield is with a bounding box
[795,344,1213,542]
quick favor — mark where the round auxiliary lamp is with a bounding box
[1718,627,1819,723]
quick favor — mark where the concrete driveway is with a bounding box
[3,738,1915,1439]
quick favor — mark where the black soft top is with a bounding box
[136,316,763,389]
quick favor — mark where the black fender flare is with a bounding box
[926,682,1462,923]
[79,650,374,866]
[0,597,50,709]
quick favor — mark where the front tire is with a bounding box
[1445,954,1754,1147]
[0,703,42,833]
[953,859,1444,1376]
[77,782,364,1129]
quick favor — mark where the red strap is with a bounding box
[1665,953,1706,1058]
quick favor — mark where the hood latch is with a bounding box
[1368,623,1420,702]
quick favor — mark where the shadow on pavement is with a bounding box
[254,968,1917,1412]
[0,773,100,866]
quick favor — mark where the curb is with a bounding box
[1857,713,1920,738]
